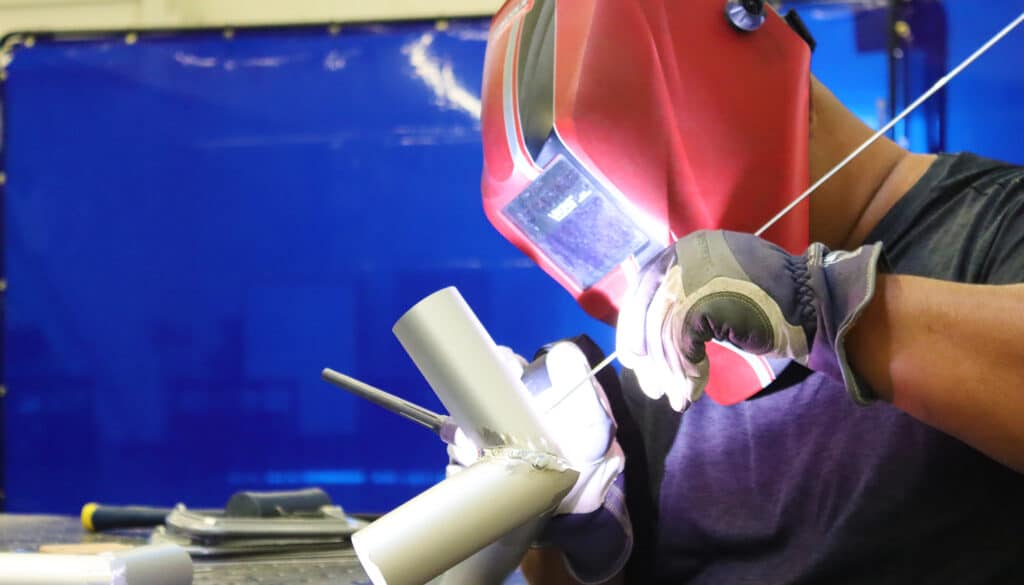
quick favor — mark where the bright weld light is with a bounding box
[542,343,593,411]
[553,351,617,409]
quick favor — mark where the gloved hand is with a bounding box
[617,229,884,411]
[445,344,629,584]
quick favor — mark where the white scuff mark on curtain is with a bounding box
[401,32,482,120]
[323,48,361,71]
[174,51,217,68]
[242,55,289,68]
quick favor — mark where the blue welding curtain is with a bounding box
[2,21,615,514]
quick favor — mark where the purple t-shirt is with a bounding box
[616,153,1024,584]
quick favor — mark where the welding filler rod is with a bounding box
[574,9,1024,391]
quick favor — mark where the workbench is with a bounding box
[0,515,528,585]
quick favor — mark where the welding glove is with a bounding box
[445,344,630,584]
[617,229,884,411]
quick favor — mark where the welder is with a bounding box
[479,0,1024,583]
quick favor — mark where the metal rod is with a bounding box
[755,9,1024,238]
[321,368,446,432]
[546,350,617,411]
[580,10,1024,391]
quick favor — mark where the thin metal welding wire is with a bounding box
[756,9,1024,238]
[562,10,1024,401]
[547,351,618,410]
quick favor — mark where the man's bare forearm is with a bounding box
[848,274,1024,472]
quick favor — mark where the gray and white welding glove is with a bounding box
[617,229,884,410]
[445,343,629,584]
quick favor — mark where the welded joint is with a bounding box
[481,447,572,473]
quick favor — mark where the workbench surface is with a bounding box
[0,514,528,585]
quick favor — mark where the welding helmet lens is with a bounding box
[502,141,662,290]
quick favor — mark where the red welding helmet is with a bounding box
[481,0,812,404]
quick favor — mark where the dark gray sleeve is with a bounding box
[864,153,1024,285]
[982,184,1024,284]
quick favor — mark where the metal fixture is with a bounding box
[726,0,767,32]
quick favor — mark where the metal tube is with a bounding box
[0,544,192,585]
[351,456,576,585]
[438,517,546,585]
[391,286,560,454]
[349,286,579,585]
